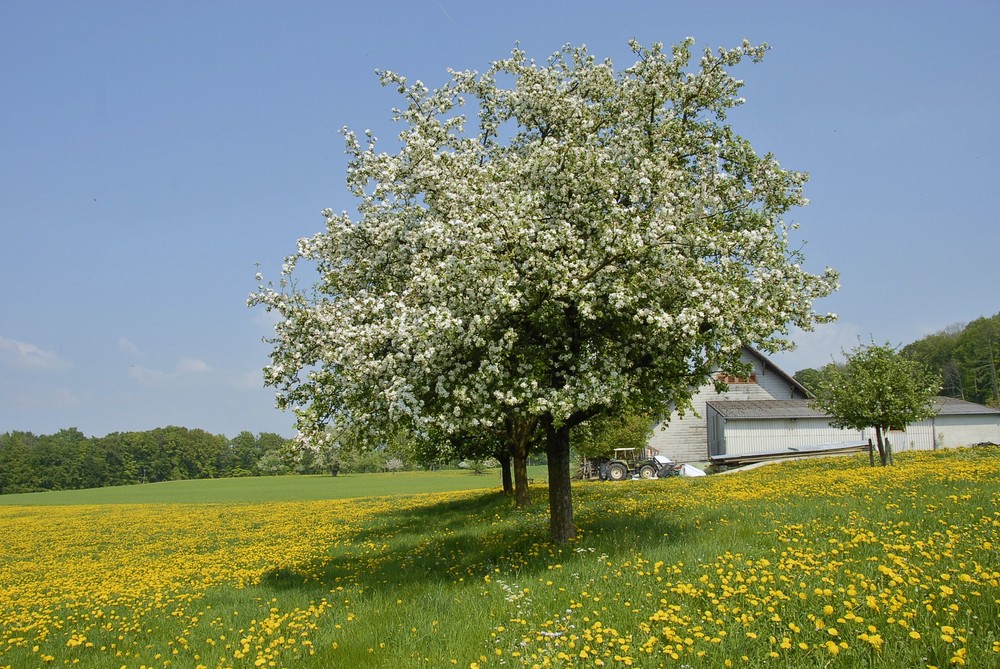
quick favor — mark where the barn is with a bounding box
[647,347,810,463]
[647,347,1000,465]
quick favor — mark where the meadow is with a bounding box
[0,449,997,669]
[0,467,548,506]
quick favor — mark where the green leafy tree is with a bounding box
[954,315,1000,407]
[901,313,1000,407]
[251,38,838,542]
[0,432,37,494]
[793,362,844,397]
[812,342,941,466]
[228,431,265,476]
[902,325,963,396]
[256,450,293,476]
[572,412,655,460]
[420,420,542,504]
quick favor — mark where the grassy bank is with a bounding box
[0,466,547,506]
[1,448,998,668]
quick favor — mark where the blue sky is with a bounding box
[2,1,998,438]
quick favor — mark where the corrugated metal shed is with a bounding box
[708,396,1000,421]
[706,395,1000,463]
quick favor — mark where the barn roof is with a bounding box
[707,399,822,419]
[707,396,1000,420]
[935,396,1000,415]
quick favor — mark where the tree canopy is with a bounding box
[251,38,838,542]
[811,341,941,466]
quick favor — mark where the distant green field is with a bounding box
[0,466,549,506]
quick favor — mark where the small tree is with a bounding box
[812,342,941,466]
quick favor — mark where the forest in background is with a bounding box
[0,428,294,495]
[0,425,488,496]
[794,312,1000,407]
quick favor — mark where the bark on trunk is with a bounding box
[506,417,536,508]
[497,450,513,495]
[875,427,888,466]
[545,421,576,544]
[512,442,530,508]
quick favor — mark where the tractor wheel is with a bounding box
[638,464,657,479]
[606,462,628,481]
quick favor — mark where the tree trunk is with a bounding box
[874,427,888,466]
[497,450,513,495]
[506,417,536,508]
[545,420,576,544]
[512,444,530,507]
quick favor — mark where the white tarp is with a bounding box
[679,464,706,477]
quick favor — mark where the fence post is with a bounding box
[868,438,875,467]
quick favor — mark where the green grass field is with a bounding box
[0,466,548,506]
[1,449,998,669]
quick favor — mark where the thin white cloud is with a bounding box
[177,357,211,374]
[0,335,70,370]
[127,365,165,384]
[128,357,212,385]
[117,336,144,357]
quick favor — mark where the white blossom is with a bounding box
[249,37,837,483]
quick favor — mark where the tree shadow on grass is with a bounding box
[259,482,697,595]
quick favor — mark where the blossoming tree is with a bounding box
[250,39,838,543]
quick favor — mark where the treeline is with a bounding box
[794,312,1000,408]
[902,312,1000,407]
[0,427,294,495]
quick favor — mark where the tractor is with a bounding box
[599,447,679,480]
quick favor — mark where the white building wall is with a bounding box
[875,425,934,452]
[719,418,864,457]
[859,414,999,453]
[934,414,1000,447]
[717,414,1000,458]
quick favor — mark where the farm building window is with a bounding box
[716,373,757,384]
